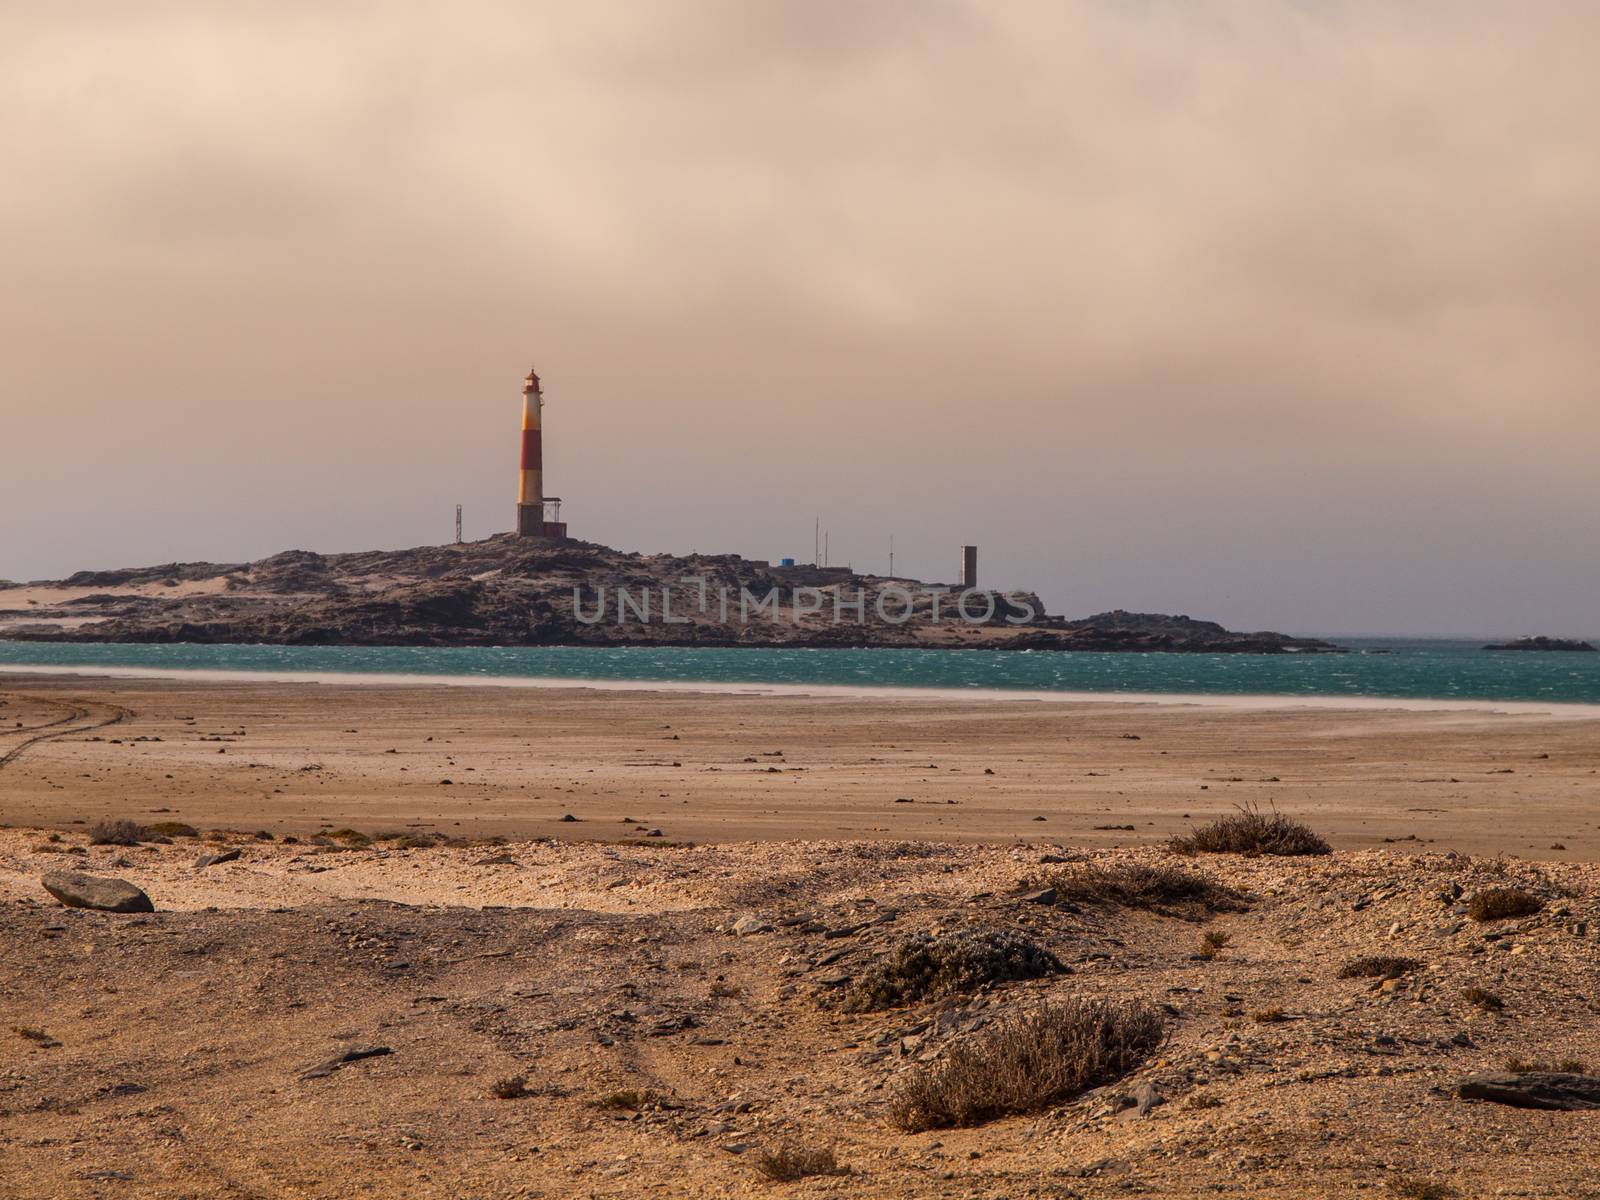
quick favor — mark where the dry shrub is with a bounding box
[754,1142,847,1182]
[1337,955,1421,980]
[1169,803,1330,857]
[1467,888,1543,922]
[842,930,1063,1012]
[490,1074,528,1100]
[387,834,436,850]
[1032,861,1243,918]
[322,827,371,847]
[1462,986,1504,1012]
[1506,1056,1586,1074]
[1388,1180,1456,1200]
[1252,1008,1288,1023]
[88,819,144,846]
[888,997,1163,1131]
[598,1088,663,1110]
[1196,930,1231,960]
[144,820,199,838]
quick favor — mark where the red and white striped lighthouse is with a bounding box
[515,365,545,536]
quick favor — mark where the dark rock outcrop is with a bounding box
[1483,637,1596,652]
[3,535,1339,654]
[1457,1072,1600,1110]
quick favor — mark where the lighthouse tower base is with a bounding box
[517,502,569,540]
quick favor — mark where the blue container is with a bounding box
[780,557,795,567]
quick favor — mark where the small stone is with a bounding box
[730,916,773,936]
[1020,888,1057,906]
[195,848,242,869]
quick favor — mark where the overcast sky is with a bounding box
[3,2,1597,636]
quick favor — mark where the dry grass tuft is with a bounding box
[888,997,1163,1131]
[1169,803,1330,857]
[598,1088,664,1110]
[1337,955,1421,980]
[1462,986,1505,1012]
[842,929,1064,1012]
[387,833,437,850]
[1196,930,1231,960]
[1467,888,1543,922]
[754,1142,847,1182]
[1506,1056,1587,1075]
[490,1074,529,1100]
[1030,861,1244,918]
[1387,1179,1456,1200]
[88,819,145,846]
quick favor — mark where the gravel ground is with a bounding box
[3,830,1598,1198]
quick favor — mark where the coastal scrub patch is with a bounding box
[1462,986,1505,1012]
[598,1088,665,1111]
[842,929,1064,1012]
[88,819,144,846]
[1196,930,1231,960]
[754,1142,847,1182]
[1467,888,1543,922]
[1506,1056,1587,1074]
[387,833,437,850]
[1029,861,1244,919]
[490,1074,529,1100]
[888,997,1163,1131]
[1338,956,1421,980]
[1169,803,1330,857]
[1387,1179,1457,1200]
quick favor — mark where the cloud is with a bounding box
[2,1,1598,633]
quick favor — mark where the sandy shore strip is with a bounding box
[1,672,1596,859]
[7,660,1600,716]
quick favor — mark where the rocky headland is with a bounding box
[0,536,1337,653]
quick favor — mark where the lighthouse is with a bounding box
[515,365,566,538]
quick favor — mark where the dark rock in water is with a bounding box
[41,872,154,913]
[1483,637,1597,652]
[301,1045,393,1080]
[195,848,242,869]
[1457,1072,1600,1110]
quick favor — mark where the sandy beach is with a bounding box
[1,671,1597,858]
[4,673,1599,1198]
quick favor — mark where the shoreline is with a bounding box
[3,660,1599,718]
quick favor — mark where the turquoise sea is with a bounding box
[3,639,1600,706]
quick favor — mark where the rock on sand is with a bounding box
[41,872,154,913]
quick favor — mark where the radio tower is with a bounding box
[455,505,463,544]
